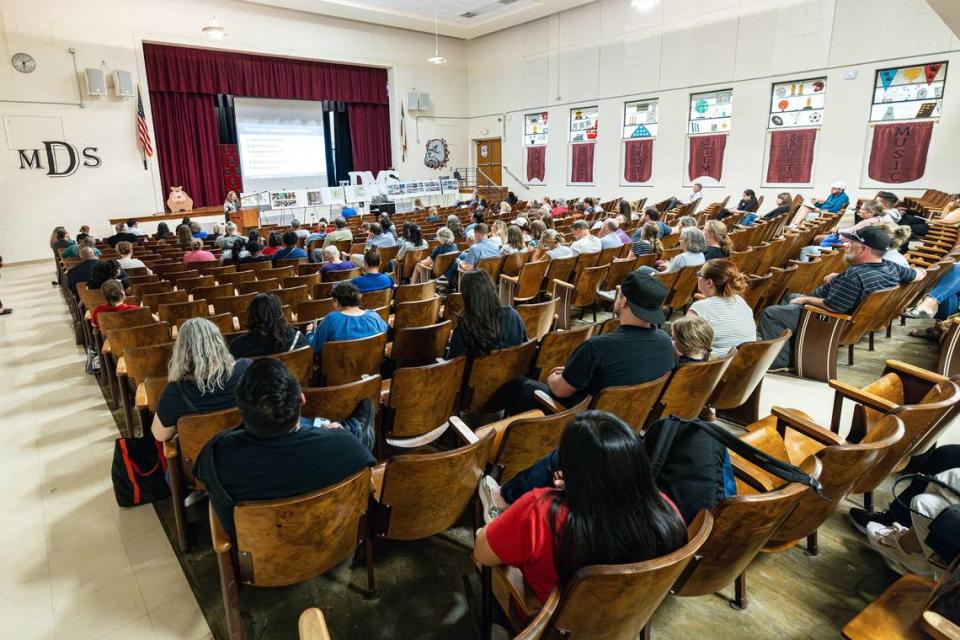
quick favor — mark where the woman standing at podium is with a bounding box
[223,191,241,223]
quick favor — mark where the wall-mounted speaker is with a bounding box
[113,70,135,98]
[85,68,107,96]
[418,92,430,110]
[407,91,421,111]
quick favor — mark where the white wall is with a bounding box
[0,0,469,263]
[466,0,960,206]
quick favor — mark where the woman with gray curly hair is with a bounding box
[663,227,706,273]
[152,318,252,442]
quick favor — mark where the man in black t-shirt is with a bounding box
[495,271,676,415]
[193,358,376,537]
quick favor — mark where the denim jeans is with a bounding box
[298,414,374,451]
[927,264,960,320]
[500,449,560,504]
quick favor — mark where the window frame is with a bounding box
[523,111,549,147]
[688,89,733,135]
[869,61,948,123]
[768,76,827,130]
[568,105,599,144]
[622,98,659,140]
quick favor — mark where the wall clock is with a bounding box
[12,53,36,73]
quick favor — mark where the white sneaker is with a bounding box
[865,522,933,577]
[478,475,506,524]
[184,490,208,508]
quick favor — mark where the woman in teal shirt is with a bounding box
[307,282,388,352]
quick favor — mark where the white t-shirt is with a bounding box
[884,250,909,268]
[688,295,757,356]
[570,235,602,255]
[118,257,149,273]
[547,246,575,260]
[683,191,703,205]
[665,251,704,273]
[294,229,310,238]
[126,227,148,236]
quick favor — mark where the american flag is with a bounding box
[136,85,153,167]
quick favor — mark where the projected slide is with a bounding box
[234,97,328,193]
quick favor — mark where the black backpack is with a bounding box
[644,417,823,522]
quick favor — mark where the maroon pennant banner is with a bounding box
[624,139,653,183]
[766,128,817,184]
[687,134,726,182]
[571,143,595,183]
[526,146,545,182]
[868,122,934,184]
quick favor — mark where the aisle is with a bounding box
[0,261,211,640]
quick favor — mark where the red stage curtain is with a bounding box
[687,135,726,182]
[526,146,545,182]
[766,129,817,184]
[624,139,653,183]
[220,144,243,195]
[868,121,934,183]
[347,103,392,173]
[143,44,388,104]
[571,143,595,183]
[150,92,223,208]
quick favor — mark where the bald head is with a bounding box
[79,247,97,260]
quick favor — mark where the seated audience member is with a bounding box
[88,259,128,291]
[106,222,138,247]
[448,271,527,359]
[152,318,252,443]
[447,215,466,239]
[465,210,485,236]
[307,282,388,352]
[934,193,960,225]
[239,241,272,264]
[351,249,395,293]
[215,222,240,249]
[598,219,624,250]
[495,272,674,414]
[125,219,148,237]
[271,231,308,264]
[683,182,703,205]
[761,227,924,369]
[304,220,328,249]
[742,192,792,226]
[317,246,356,275]
[193,358,377,536]
[527,220,547,248]
[413,227,458,284]
[263,232,283,256]
[446,223,501,283]
[341,205,358,218]
[490,220,508,249]
[221,238,249,264]
[51,226,75,251]
[549,199,568,218]
[499,200,513,216]
[736,189,759,213]
[631,222,664,259]
[663,227,706,273]
[176,217,192,233]
[90,279,139,329]
[426,206,441,223]
[175,224,194,248]
[702,220,732,260]
[365,223,398,251]
[230,293,308,358]
[396,222,429,263]
[569,220,601,255]
[671,315,714,364]
[881,224,912,268]
[66,247,100,295]
[789,180,849,226]
[115,241,151,274]
[800,202,888,263]
[189,221,208,239]
[500,225,527,256]
[534,229,574,261]
[208,223,224,242]
[321,216,353,251]
[154,222,173,242]
[686,259,756,356]
[183,239,216,266]
[62,236,101,259]
[380,215,398,240]
[637,207,673,238]
[671,215,698,236]
[474,411,687,603]
[290,219,309,239]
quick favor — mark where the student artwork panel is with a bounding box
[526,145,546,183]
[867,121,934,183]
[687,135,726,182]
[623,139,653,183]
[766,129,817,184]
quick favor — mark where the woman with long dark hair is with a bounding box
[229,293,307,358]
[448,270,527,359]
[154,222,172,242]
[396,222,428,262]
[475,411,686,603]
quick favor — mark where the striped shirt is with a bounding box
[632,240,655,257]
[813,261,916,314]
[688,295,757,356]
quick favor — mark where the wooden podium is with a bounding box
[230,208,261,233]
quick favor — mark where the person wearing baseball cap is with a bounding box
[760,225,924,370]
[493,270,675,416]
[789,179,851,227]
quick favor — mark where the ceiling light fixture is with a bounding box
[427,5,446,65]
[630,0,661,10]
[202,16,228,39]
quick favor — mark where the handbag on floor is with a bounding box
[111,436,170,507]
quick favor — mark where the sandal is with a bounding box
[903,306,934,319]
[909,327,940,341]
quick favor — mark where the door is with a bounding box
[475,139,502,187]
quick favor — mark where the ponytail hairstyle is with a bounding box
[704,220,732,256]
[880,223,912,251]
[641,223,663,259]
[699,258,748,298]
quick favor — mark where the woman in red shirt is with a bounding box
[474,411,687,604]
[90,279,139,328]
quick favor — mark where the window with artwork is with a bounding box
[622,99,658,138]
[870,62,947,122]
[688,89,733,134]
[569,106,599,143]
[769,78,826,129]
[524,112,548,146]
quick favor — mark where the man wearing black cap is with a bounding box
[493,271,676,415]
[760,226,924,370]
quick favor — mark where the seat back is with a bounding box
[124,342,174,387]
[532,325,595,382]
[302,375,382,422]
[544,256,577,284]
[572,264,610,308]
[108,322,172,359]
[391,321,453,369]
[323,267,361,282]
[319,332,387,386]
[218,270,257,287]
[158,299,210,328]
[516,299,558,341]
[384,357,467,439]
[258,266,295,281]
[177,408,243,484]
[514,260,550,302]
[360,287,393,311]
[432,251,459,279]
[395,280,437,304]
[235,468,371,587]
[591,373,671,433]
[600,258,635,292]
[238,278,281,295]
[140,289,189,311]
[376,431,494,540]
[399,248,427,281]
[475,256,506,283]
[709,331,792,410]
[655,349,737,421]
[177,275,215,294]
[97,307,155,335]
[393,296,441,331]
[297,298,335,323]
[501,251,530,278]
[212,293,258,329]
[665,265,700,310]
[283,274,320,290]
[274,286,309,308]
[463,340,538,413]
[249,347,314,385]
[492,399,590,484]
[193,284,237,302]
[131,281,173,302]
[839,287,901,347]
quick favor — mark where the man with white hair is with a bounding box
[318,245,356,275]
[216,222,240,249]
[599,219,624,250]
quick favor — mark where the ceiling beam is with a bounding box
[927,0,960,38]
